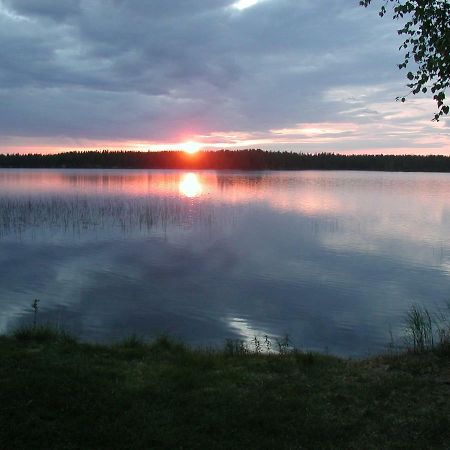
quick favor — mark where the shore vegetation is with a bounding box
[1,304,449,449]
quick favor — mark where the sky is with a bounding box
[0,0,448,155]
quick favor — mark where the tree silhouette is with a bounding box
[1,150,449,172]
[360,0,449,120]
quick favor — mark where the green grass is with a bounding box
[0,326,449,449]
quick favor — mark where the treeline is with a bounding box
[1,150,450,172]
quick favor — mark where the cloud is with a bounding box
[0,0,447,154]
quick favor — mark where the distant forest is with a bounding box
[1,150,450,172]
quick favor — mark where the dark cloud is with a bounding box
[3,0,81,20]
[0,0,447,152]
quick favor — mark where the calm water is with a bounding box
[0,169,449,356]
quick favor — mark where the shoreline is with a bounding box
[1,150,450,172]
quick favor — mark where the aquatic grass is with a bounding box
[404,303,450,354]
[0,194,223,240]
[252,335,262,353]
[276,333,292,354]
[405,304,434,352]
[433,302,450,355]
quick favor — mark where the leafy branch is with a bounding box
[361,0,449,120]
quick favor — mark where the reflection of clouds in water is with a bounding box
[0,170,449,355]
[441,262,450,278]
[0,242,113,334]
[219,208,449,353]
[0,228,448,355]
[316,206,450,274]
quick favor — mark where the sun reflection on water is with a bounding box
[179,173,202,198]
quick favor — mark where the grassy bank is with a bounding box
[0,328,449,449]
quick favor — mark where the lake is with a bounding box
[0,169,449,356]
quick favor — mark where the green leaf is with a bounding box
[361,0,449,120]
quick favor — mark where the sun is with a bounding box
[183,141,202,154]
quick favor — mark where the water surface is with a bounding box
[1,169,449,356]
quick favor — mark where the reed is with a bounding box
[404,303,450,353]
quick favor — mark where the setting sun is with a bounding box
[183,141,202,154]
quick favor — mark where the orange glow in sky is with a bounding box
[182,141,202,154]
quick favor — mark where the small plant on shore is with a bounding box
[386,324,397,355]
[276,334,292,355]
[225,335,294,356]
[264,334,272,352]
[405,304,434,352]
[224,339,249,356]
[32,298,40,327]
[434,302,450,354]
[253,336,262,354]
[404,303,450,354]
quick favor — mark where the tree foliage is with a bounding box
[360,0,449,120]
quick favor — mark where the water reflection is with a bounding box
[179,173,202,198]
[0,169,449,356]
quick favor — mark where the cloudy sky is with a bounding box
[0,0,448,155]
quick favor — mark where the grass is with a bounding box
[0,324,449,449]
[13,325,76,344]
[404,303,450,354]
